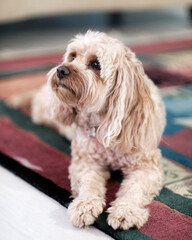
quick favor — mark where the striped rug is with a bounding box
[0,38,192,240]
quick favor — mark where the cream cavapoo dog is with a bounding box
[10,31,166,230]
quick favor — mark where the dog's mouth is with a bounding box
[51,71,83,102]
[59,82,69,90]
[51,73,71,92]
[57,79,76,96]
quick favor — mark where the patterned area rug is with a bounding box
[0,38,192,240]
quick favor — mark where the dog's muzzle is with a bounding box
[57,66,71,80]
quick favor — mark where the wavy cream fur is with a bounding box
[15,31,166,230]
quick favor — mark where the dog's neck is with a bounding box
[89,126,97,137]
[75,110,105,137]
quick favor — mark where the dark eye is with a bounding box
[71,53,76,61]
[89,60,101,70]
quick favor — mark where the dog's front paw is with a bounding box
[68,196,105,228]
[107,204,149,230]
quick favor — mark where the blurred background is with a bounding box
[0,0,192,59]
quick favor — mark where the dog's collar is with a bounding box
[89,127,97,137]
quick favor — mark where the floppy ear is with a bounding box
[97,47,160,153]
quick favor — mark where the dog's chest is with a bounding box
[74,127,131,170]
[101,147,130,170]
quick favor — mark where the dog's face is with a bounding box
[50,31,124,112]
[49,30,161,153]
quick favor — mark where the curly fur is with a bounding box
[24,31,166,229]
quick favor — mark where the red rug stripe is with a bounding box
[1,38,192,72]
[162,128,192,158]
[0,116,71,192]
[131,38,192,54]
[0,116,120,205]
[140,200,192,240]
[0,73,46,99]
[0,53,63,71]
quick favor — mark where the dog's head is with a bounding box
[50,31,123,112]
[49,31,161,153]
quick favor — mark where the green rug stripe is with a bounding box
[94,212,154,240]
[0,100,191,218]
[155,187,192,217]
[0,65,55,79]
[111,170,192,217]
[159,145,192,169]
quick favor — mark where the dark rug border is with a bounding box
[0,151,71,205]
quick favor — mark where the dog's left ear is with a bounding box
[97,47,160,153]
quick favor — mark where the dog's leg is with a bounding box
[6,90,37,109]
[107,149,163,230]
[68,153,110,228]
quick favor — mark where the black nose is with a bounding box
[57,66,71,80]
